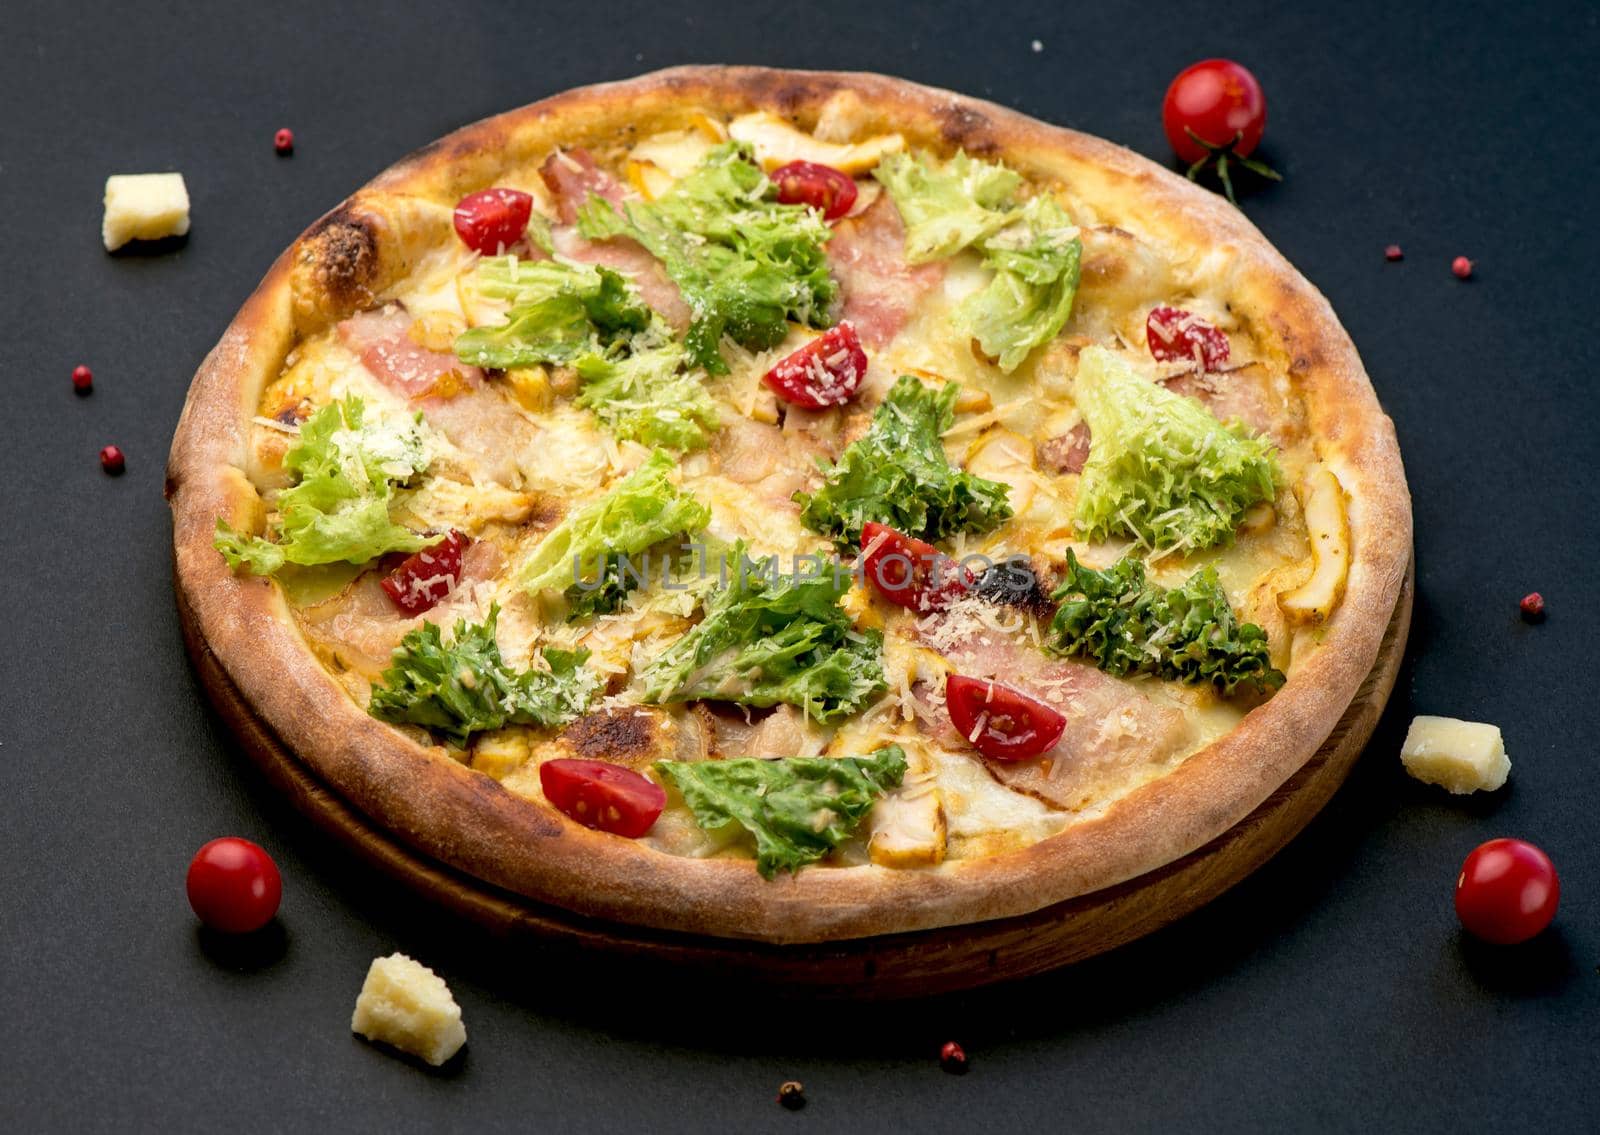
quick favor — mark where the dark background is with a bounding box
[2,1,1596,1131]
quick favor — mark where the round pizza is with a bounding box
[168,66,1411,943]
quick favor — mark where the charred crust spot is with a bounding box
[560,707,662,767]
[300,208,380,312]
[938,104,998,155]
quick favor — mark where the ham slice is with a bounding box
[1038,422,1091,475]
[1163,363,1303,448]
[538,149,692,331]
[338,307,536,486]
[826,193,945,349]
[913,601,1193,811]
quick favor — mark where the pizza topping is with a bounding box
[1038,422,1091,475]
[1046,550,1284,695]
[185,837,282,934]
[341,307,485,401]
[1277,466,1349,623]
[574,335,721,451]
[576,142,837,374]
[1072,346,1279,555]
[451,187,535,256]
[797,376,1013,547]
[273,127,294,155]
[1452,255,1474,280]
[72,364,93,395]
[726,110,905,176]
[653,747,907,877]
[1519,592,1546,622]
[516,449,709,596]
[215,396,432,575]
[368,603,599,745]
[770,160,858,221]
[99,444,125,475]
[825,191,947,349]
[539,758,666,837]
[1455,839,1558,945]
[859,521,974,613]
[1145,306,1230,371]
[379,529,470,615]
[944,674,1067,761]
[641,544,886,723]
[538,147,626,224]
[875,151,1081,371]
[454,259,651,369]
[762,321,868,408]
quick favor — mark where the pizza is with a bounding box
[168,67,1411,944]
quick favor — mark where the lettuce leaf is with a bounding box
[214,396,431,574]
[367,603,599,745]
[1072,346,1280,554]
[961,195,1082,372]
[654,747,906,878]
[516,449,710,596]
[577,142,836,374]
[453,261,649,369]
[873,150,1023,262]
[641,545,886,723]
[573,336,721,452]
[1047,550,1284,695]
[874,152,1082,372]
[796,375,1012,547]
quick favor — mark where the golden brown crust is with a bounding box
[168,66,1411,944]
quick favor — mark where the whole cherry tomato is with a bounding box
[452,188,534,255]
[1455,838,1560,945]
[945,675,1067,761]
[540,759,665,838]
[1163,59,1269,164]
[762,322,868,409]
[770,160,858,221]
[186,837,282,933]
[860,522,974,613]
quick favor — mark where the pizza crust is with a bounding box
[167,66,1411,944]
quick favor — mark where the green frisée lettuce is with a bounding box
[874,151,1083,372]
[873,150,1023,262]
[961,195,1082,372]
[516,449,710,596]
[796,376,1012,547]
[1047,551,1284,695]
[214,396,431,575]
[453,261,650,369]
[577,142,836,374]
[1072,346,1280,554]
[654,747,907,878]
[640,545,886,722]
[573,336,721,452]
[367,604,600,745]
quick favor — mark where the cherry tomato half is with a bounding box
[1455,838,1560,945]
[860,522,974,613]
[540,759,666,838]
[763,322,869,409]
[186,837,282,933]
[945,675,1067,762]
[771,160,858,221]
[452,188,534,255]
[1146,306,1231,371]
[380,530,470,615]
[1162,59,1268,164]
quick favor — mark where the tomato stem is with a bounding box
[1181,128,1281,206]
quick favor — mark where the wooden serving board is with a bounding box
[180,563,1411,999]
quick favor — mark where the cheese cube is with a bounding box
[102,173,190,250]
[1400,716,1511,794]
[351,953,466,1066]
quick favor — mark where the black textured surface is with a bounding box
[2,2,1597,1131]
